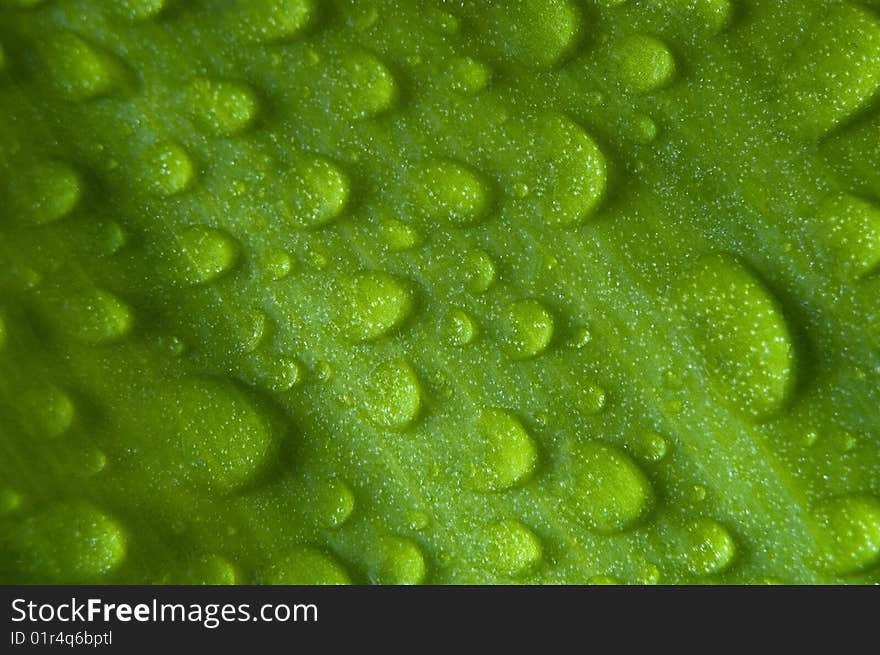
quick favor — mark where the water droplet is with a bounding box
[572,326,592,348]
[352,5,379,31]
[12,503,126,583]
[412,159,492,226]
[634,431,669,462]
[431,9,459,34]
[476,0,582,70]
[407,509,430,531]
[181,554,238,584]
[816,193,880,279]
[816,496,880,575]
[287,157,350,228]
[483,519,543,577]
[21,384,74,439]
[442,308,477,346]
[262,547,350,584]
[682,0,734,33]
[236,0,314,42]
[253,355,302,392]
[43,32,120,101]
[527,114,607,226]
[803,430,819,447]
[615,35,677,93]
[361,358,421,429]
[380,218,420,251]
[0,489,23,515]
[471,408,539,491]
[778,3,880,138]
[465,250,496,294]
[343,271,413,341]
[143,141,194,196]
[834,431,857,452]
[680,518,736,576]
[370,536,426,585]
[566,442,653,533]
[448,56,491,95]
[305,244,330,270]
[579,382,606,414]
[638,562,662,584]
[234,309,267,353]
[262,249,294,280]
[753,575,784,585]
[501,299,554,360]
[14,161,81,225]
[189,78,259,136]
[313,479,355,529]
[94,222,127,255]
[679,254,794,419]
[59,289,133,345]
[631,113,658,143]
[116,0,166,20]
[512,181,530,198]
[174,226,240,285]
[315,361,334,382]
[166,379,275,492]
[81,448,108,476]
[160,334,187,357]
[335,51,396,120]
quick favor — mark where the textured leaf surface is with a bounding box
[1,0,879,584]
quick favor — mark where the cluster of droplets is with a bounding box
[1,0,879,585]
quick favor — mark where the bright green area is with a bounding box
[1,0,879,584]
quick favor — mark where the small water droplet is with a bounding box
[287,157,350,228]
[483,519,542,577]
[803,430,819,447]
[680,518,736,576]
[512,181,531,198]
[634,431,668,462]
[380,218,420,252]
[263,249,294,281]
[21,385,74,439]
[235,309,268,354]
[360,358,421,429]
[638,562,662,585]
[580,382,606,414]
[261,547,350,585]
[313,479,355,529]
[251,354,301,392]
[315,361,334,383]
[407,509,430,531]
[566,442,653,533]
[442,308,477,346]
[412,159,491,225]
[816,495,880,575]
[81,449,107,476]
[343,271,413,341]
[466,250,496,294]
[59,288,133,345]
[371,536,426,585]
[471,408,539,491]
[0,489,23,515]
[501,299,554,360]
[181,554,237,585]
[173,225,239,285]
